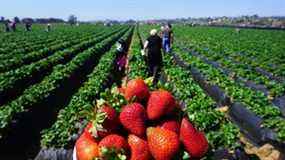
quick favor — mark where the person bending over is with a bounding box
[143,29,163,84]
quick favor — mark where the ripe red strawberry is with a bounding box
[76,132,100,160]
[128,134,151,160]
[83,122,96,140]
[99,134,129,153]
[119,103,147,137]
[180,118,209,158]
[147,127,180,160]
[124,78,149,102]
[160,119,180,134]
[147,90,176,120]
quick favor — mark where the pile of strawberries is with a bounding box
[75,78,209,160]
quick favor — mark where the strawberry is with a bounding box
[119,103,147,137]
[97,104,118,137]
[124,78,149,102]
[87,104,118,139]
[147,90,176,120]
[128,134,151,160]
[160,119,180,134]
[76,132,100,160]
[83,122,96,140]
[180,118,208,158]
[99,134,129,154]
[147,127,180,160]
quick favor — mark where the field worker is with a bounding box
[46,23,51,32]
[167,23,172,29]
[167,23,174,48]
[4,20,10,32]
[10,21,16,32]
[162,24,173,53]
[143,29,163,84]
[235,28,240,33]
[160,26,165,37]
[116,39,128,71]
[25,22,32,31]
[114,39,128,86]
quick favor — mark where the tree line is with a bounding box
[0,15,78,24]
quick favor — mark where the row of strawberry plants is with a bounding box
[175,28,285,98]
[0,25,57,53]
[0,24,84,53]
[0,30,88,61]
[0,25,104,60]
[191,26,285,69]
[161,54,241,154]
[0,31,71,58]
[0,27,130,139]
[180,47,285,116]
[127,26,148,79]
[173,47,285,141]
[165,52,285,159]
[40,28,133,148]
[0,27,106,72]
[0,26,124,106]
[230,52,285,81]
[0,24,45,41]
[177,43,285,98]
[174,26,285,80]
[0,23,46,34]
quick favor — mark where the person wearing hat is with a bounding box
[143,29,163,84]
[114,39,128,86]
[46,23,52,32]
[116,39,128,71]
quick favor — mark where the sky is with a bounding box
[1,0,285,21]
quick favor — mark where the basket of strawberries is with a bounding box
[73,78,209,160]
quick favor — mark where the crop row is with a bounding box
[127,26,148,79]
[174,26,285,79]
[162,53,241,153]
[176,42,285,98]
[0,31,73,58]
[0,25,57,53]
[0,24,89,53]
[0,26,124,106]
[40,27,133,148]
[178,47,285,116]
[173,47,285,141]
[0,29,92,61]
[0,27,106,72]
[0,27,130,139]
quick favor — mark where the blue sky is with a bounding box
[1,0,285,21]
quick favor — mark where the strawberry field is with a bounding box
[0,24,284,160]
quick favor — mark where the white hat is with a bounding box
[150,29,158,35]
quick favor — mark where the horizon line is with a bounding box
[2,14,285,22]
